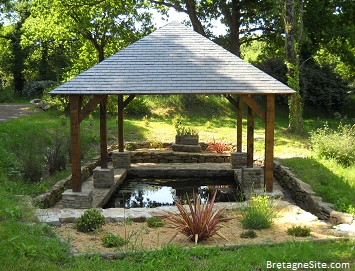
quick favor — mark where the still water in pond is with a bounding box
[104,177,245,208]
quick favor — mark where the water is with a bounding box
[104,177,245,208]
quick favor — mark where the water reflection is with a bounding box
[104,177,245,208]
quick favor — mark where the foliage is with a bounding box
[206,138,231,153]
[124,96,150,117]
[22,80,57,98]
[300,62,350,112]
[239,195,277,229]
[75,209,106,232]
[101,232,127,248]
[146,217,164,228]
[166,190,234,243]
[45,134,69,175]
[286,225,311,237]
[149,140,163,149]
[240,230,257,239]
[172,115,198,136]
[309,122,355,167]
[125,142,138,151]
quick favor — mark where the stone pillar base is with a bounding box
[93,166,114,188]
[62,189,93,209]
[230,152,247,168]
[112,151,131,169]
[241,167,263,199]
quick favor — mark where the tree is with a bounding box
[281,0,303,133]
[151,0,280,57]
[0,0,32,95]
[29,0,154,63]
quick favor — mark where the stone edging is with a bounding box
[274,161,354,225]
[33,157,100,208]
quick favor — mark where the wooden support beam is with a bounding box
[122,94,136,107]
[239,94,266,123]
[265,94,275,192]
[223,94,243,152]
[118,95,124,152]
[237,96,243,152]
[100,97,108,168]
[70,95,82,192]
[247,106,254,168]
[79,95,106,123]
[224,94,239,109]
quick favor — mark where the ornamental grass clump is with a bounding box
[239,194,277,230]
[166,190,234,244]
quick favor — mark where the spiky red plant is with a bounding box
[206,139,231,153]
[166,190,234,244]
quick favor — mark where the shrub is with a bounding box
[240,230,257,239]
[146,217,164,228]
[239,195,277,229]
[75,209,106,232]
[101,232,127,248]
[310,122,355,167]
[22,80,57,98]
[166,190,234,244]
[206,139,232,153]
[286,225,311,237]
[124,96,149,116]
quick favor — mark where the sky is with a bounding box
[151,9,227,36]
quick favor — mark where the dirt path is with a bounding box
[0,104,40,122]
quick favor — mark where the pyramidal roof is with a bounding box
[50,21,295,95]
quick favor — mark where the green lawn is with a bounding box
[0,103,354,270]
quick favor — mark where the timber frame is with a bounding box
[68,93,276,193]
[51,22,295,194]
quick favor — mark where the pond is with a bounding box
[103,177,245,208]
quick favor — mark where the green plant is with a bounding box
[125,142,138,150]
[143,115,150,127]
[239,194,277,229]
[240,230,257,239]
[150,140,163,149]
[286,225,311,237]
[166,190,234,244]
[206,138,232,153]
[75,209,106,232]
[101,232,127,248]
[172,115,198,136]
[310,122,355,167]
[146,217,164,228]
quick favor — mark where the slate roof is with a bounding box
[50,21,295,95]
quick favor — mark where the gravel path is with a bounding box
[0,104,40,122]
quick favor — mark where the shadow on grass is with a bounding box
[279,157,355,213]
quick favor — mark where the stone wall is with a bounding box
[274,161,354,224]
[127,150,230,163]
[33,158,100,208]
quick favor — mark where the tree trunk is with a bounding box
[284,0,303,133]
[185,0,205,36]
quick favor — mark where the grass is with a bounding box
[0,96,355,269]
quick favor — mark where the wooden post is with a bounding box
[118,94,124,152]
[237,96,243,152]
[100,96,108,168]
[265,94,275,192]
[247,105,254,168]
[70,95,82,192]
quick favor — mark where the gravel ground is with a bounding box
[0,104,40,122]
